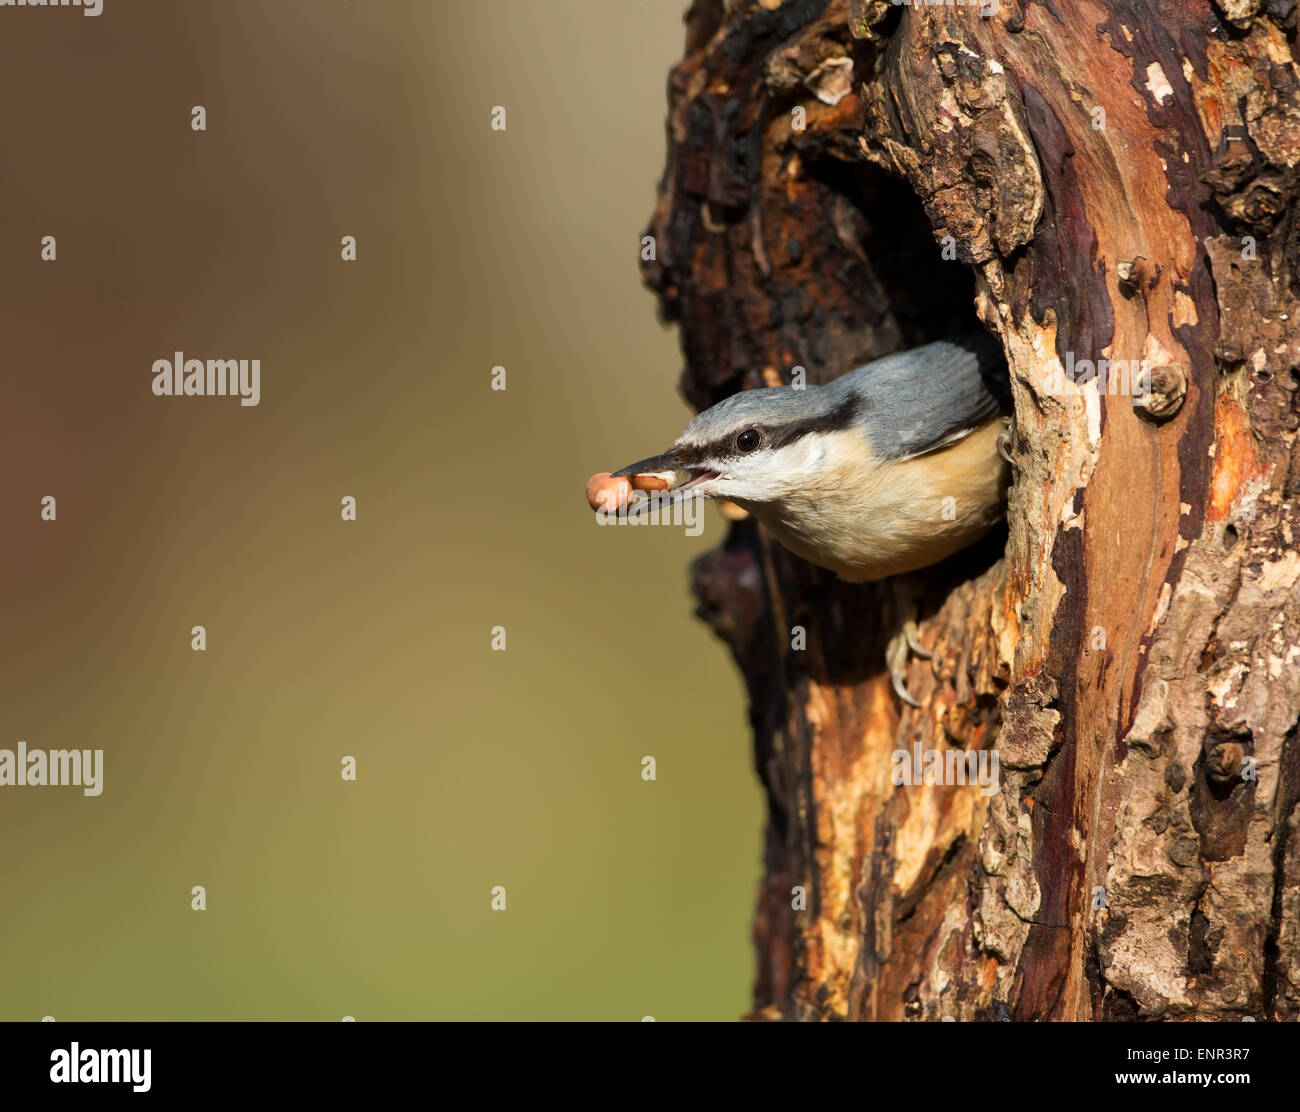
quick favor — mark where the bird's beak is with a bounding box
[611,449,719,516]
[611,449,683,480]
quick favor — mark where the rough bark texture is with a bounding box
[643,0,1300,1020]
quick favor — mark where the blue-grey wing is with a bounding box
[833,331,1010,461]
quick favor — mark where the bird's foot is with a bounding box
[887,620,930,708]
[996,418,1014,464]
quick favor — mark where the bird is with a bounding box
[587,330,1013,703]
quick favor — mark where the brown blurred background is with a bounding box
[0,0,761,1020]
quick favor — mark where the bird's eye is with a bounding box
[735,428,761,453]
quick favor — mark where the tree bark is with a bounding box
[643,0,1300,1020]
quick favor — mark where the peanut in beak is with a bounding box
[585,471,680,512]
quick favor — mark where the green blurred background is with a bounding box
[0,0,761,1020]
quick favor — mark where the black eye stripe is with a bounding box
[767,395,860,449]
[678,394,861,462]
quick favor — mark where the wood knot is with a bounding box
[1134,363,1188,422]
[1116,256,1147,299]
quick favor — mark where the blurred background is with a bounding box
[0,0,761,1020]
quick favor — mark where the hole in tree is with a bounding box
[800,154,986,353]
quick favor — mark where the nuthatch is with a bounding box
[588,332,1013,703]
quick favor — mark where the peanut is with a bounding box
[586,472,634,512]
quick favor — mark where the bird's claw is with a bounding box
[996,420,1014,465]
[887,621,927,708]
[891,668,922,708]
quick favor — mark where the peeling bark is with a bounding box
[644,0,1300,1020]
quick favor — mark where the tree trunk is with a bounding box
[643,0,1300,1020]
